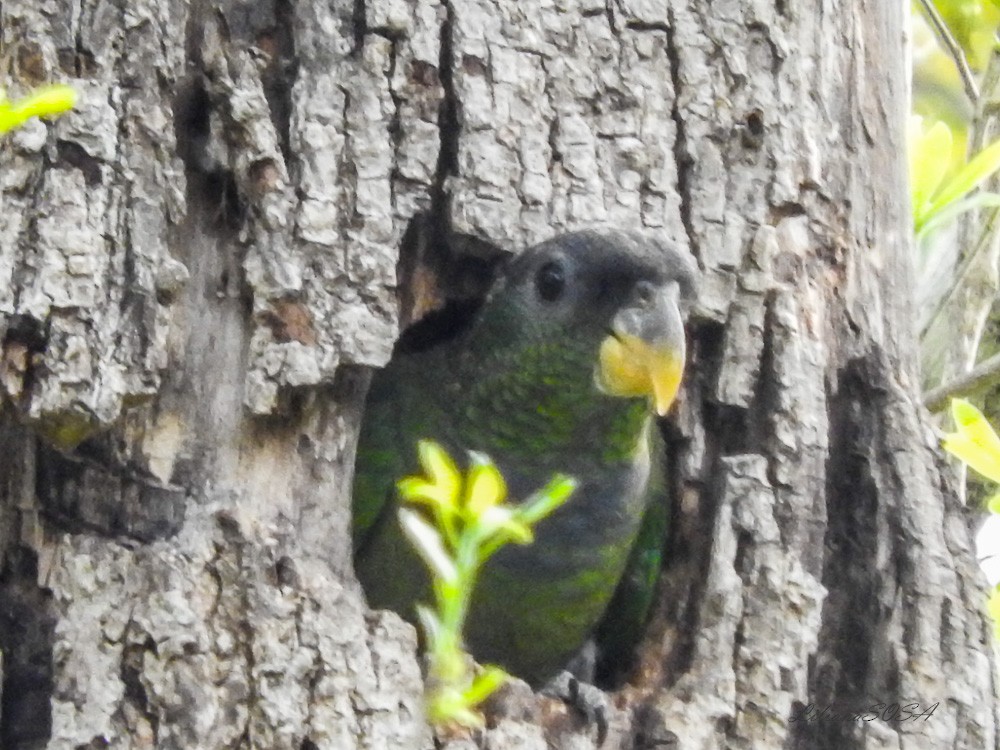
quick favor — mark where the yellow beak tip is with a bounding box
[598,333,684,415]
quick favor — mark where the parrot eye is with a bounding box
[535,261,566,302]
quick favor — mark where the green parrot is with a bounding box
[352,229,696,688]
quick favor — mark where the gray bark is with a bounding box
[0,1,995,749]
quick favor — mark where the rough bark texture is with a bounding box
[0,1,996,749]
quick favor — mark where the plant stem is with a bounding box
[431,534,481,685]
[916,0,980,103]
[925,351,1000,410]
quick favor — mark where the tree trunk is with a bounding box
[0,1,995,749]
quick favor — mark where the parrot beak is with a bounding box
[596,281,687,416]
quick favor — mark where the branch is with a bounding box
[924,351,1000,411]
[916,0,980,103]
[918,37,1000,393]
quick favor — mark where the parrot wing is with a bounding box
[594,423,669,684]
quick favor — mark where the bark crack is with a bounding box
[119,621,160,743]
[213,518,260,749]
[0,549,56,749]
[431,0,457,239]
[625,20,671,33]
[385,35,402,215]
[296,598,324,744]
[794,356,887,750]
[664,11,697,259]
[262,0,298,169]
[352,0,367,56]
[603,0,619,35]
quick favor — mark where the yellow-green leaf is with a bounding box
[398,439,463,514]
[461,665,509,707]
[988,585,1000,641]
[917,192,1000,239]
[398,508,458,583]
[428,694,484,729]
[518,475,578,526]
[479,506,534,545]
[942,398,1000,484]
[0,84,77,135]
[397,477,453,510]
[909,116,952,223]
[926,134,1000,223]
[464,452,507,516]
[418,439,460,502]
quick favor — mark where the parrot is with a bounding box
[351,228,696,688]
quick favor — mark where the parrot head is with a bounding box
[464,229,697,420]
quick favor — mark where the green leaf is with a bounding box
[925,135,1000,224]
[398,508,458,583]
[0,84,77,135]
[917,191,1000,238]
[464,451,507,516]
[477,506,534,545]
[988,585,1000,640]
[909,117,952,224]
[518,474,578,526]
[942,398,1000,484]
[428,697,484,729]
[461,665,509,706]
[398,439,462,510]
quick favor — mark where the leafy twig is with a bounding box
[942,400,1000,639]
[918,40,1000,393]
[397,440,576,730]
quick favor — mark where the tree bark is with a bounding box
[0,1,996,749]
